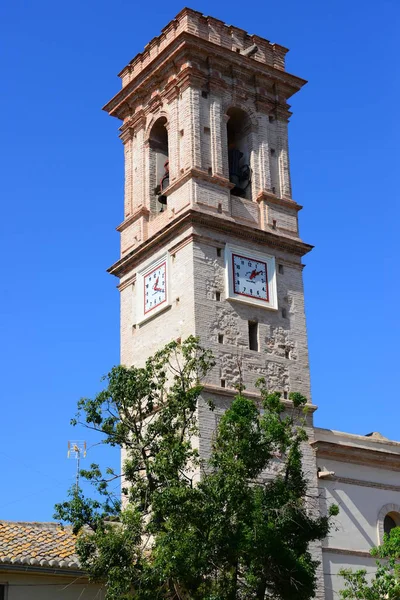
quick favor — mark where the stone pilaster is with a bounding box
[276,111,292,199]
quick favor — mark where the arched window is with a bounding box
[226,107,252,199]
[384,512,400,536]
[377,504,400,543]
[149,117,169,212]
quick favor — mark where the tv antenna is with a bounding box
[67,440,87,493]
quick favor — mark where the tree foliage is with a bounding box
[55,336,337,600]
[340,527,400,599]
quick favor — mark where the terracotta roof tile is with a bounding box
[0,521,80,570]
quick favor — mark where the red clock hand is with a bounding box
[249,269,263,280]
[152,276,165,293]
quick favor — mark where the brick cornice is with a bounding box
[104,32,307,119]
[201,384,317,412]
[119,110,146,141]
[311,440,400,471]
[256,191,303,212]
[116,206,150,232]
[164,168,233,197]
[108,208,313,278]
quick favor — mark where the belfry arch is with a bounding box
[149,116,169,212]
[226,107,253,199]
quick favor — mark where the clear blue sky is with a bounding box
[1,0,398,522]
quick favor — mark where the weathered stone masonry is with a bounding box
[104,8,325,599]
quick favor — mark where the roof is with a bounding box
[0,521,80,570]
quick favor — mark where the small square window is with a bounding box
[216,291,221,301]
[221,379,226,388]
[202,91,208,99]
[216,248,222,257]
[278,264,284,274]
[282,308,287,319]
[204,126,211,134]
[270,148,276,156]
[218,334,224,344]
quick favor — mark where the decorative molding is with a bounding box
[201,384,318,413]
[312,440,400,471]
[104,29,306,120]
[163,167,233,198]
[322,547,372,559]
[168,233,195,256]
[108,209,313,278]
[116,206,150,233]
[118,273,136,292]
[256,190,302,212]
[331,475,400,494]
[119,110,146,141]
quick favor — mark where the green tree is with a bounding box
[55,336,337,600]
[340,527,400,599]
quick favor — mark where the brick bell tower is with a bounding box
[104,10,324,596]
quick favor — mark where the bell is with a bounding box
[158,195,167,212]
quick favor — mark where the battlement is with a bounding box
[118,8,289,88]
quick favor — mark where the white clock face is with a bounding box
[232,254,269,302]
[225,245,277,310]
[144,262,167,315]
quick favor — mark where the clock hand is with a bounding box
[247,269,263,280]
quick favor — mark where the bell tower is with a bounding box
[104,6,313,399]
[104,9,324,596]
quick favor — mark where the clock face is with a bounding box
[225,245,277,310]
[144,261,167,315]
[232,254,269,302]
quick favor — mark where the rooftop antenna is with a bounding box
[67,440,87,493]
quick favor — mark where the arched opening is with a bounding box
[149,117,169,212]
[384,512,400,536]
[226,107,252,199]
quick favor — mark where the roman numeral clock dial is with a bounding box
[225,246,278,310]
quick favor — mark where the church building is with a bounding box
[1,9,398,600]
[101,8,400,600]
